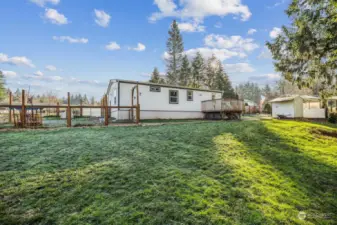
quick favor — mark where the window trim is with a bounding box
[187,90,193,101]
[169,90,179,104]
[150,85,161,92]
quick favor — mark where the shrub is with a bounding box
[328,113,337,124]
[263,103,272,114]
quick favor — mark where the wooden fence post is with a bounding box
[80,99,83,117]
[101,98,103,117]
[104,95,109,126]
[136,104,140,124]
[56,102,60,117]
[21,90,26,128]
[131,87,134,120]
[9,92,12,123]
[136,84,140,123]
[67,92,71,127]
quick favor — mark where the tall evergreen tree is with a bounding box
[149,67,160,83]
[0,71,5,101]
[166,20,184,85]
[204,54,218,89]
[90,96,95,105]
[178,55,191,86]
[158,77,166,84]
[191,52,205,88]
[267,0,337,101]
[83,94,89,104]
[215,60,235,98]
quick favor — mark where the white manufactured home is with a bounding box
[270,95,326,119]
[106,79,223,120]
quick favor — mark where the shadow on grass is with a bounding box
[224,121,337,224]
[1,121,336,224]
[1,122,269,225]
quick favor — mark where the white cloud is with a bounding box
[149,0,251,22]
[224,63,255,73]
[249,73,280,82]
[0,53,35,68]
[2,70,17,77]
[50,75,63,81]
[270,27,282,38]
[94,9,111,28]
[45,65,57,71]
[267,0,286,9]
[168,33,258,63]
[52,36,88,44]
[34,71,44,77]
[44,8,68,25]
[258,46,272,59]
[204,34,259,52]
[178,21,205,32]
[29,0,60,7]
[70,77,103,85]
[105,42,121,51]
[183,48,246,62]
[24,74,63,81]
[214,22,222,28]
[247,28,257,35]
[129,43,146,52]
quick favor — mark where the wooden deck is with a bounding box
[201,99,244,120]
[201,99,244,112]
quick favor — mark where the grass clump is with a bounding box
[0,120,336,224]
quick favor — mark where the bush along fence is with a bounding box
[0,88,141,129]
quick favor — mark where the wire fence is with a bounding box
[0,90,140,129]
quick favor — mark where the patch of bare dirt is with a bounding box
[311,129,337,138]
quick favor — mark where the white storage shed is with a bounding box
[270,95,326,119]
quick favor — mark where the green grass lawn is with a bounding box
[0,120,336,224]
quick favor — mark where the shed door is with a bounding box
[272,102,295,118]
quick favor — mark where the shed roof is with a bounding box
[269,95,298,103]
[269,95,321,103]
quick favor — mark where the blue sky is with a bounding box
[0,0,290,98]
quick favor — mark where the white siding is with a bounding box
[272,101,295,118]
[108,82,119,119]
[293,96,304,118]
[82,108,101,117]
[111,81,221,120]
[303,108,326,119]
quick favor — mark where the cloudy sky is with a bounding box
[0,0,290,98]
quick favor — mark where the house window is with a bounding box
[169,90,179,104]
[187,90,193,101]
[150,86,161,92]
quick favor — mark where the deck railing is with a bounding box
[201,99,244,112]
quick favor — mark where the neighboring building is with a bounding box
[106,79,223,120]
[269,95,325,119]
[244,99,259,114]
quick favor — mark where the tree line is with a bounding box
[149,20,236,98]
[0,85,98,105]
